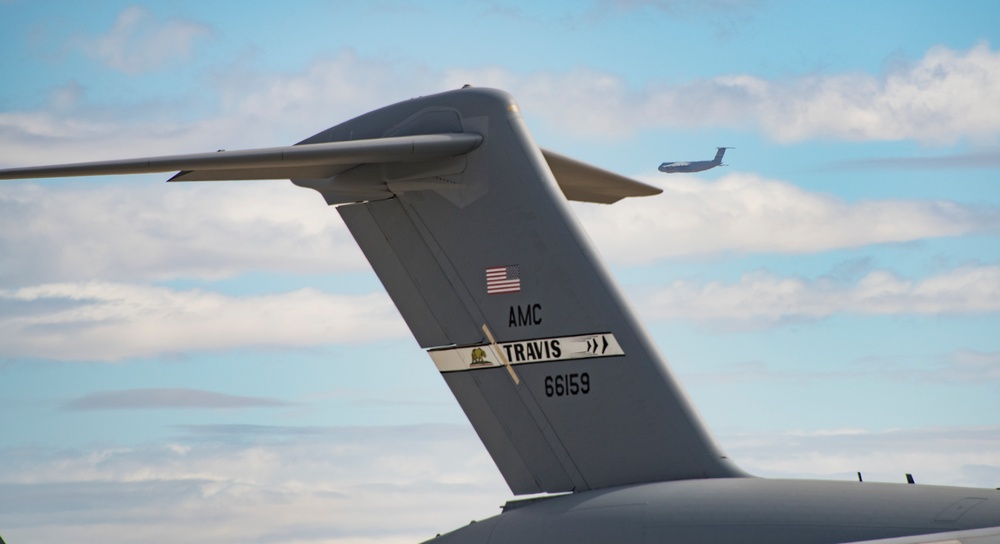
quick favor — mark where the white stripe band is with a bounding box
[429,333,624,372]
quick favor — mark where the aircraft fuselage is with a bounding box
[659,147,729,173]
[430,478,1000,544]
[658,160,718,173]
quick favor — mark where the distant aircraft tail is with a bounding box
[713,147,729,163]
[312,88,745,494]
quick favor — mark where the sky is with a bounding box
[1,0,999,542]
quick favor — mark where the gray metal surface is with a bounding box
[332,87,743,494]
[429,479,1000,544]
[0,133,482,181]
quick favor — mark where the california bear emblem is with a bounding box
[470,347,490,366]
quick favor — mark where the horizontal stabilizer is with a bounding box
[541,149,662,204]
[0,137,658,206]
[0,133,483,181]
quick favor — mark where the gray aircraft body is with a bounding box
[659,146,731,173]
[1,88,997,544]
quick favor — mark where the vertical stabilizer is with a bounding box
[713,147,728,163]
[313,88,744,494]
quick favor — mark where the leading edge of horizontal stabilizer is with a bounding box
[0,129,659,206]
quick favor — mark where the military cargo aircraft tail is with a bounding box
[0,87,743,495]
[317,89,745,494]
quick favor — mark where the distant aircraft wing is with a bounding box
[848,525,1000,544]
[0,135,660,205]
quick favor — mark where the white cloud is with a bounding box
[2,173,996,359]
[680,350,1000,387]
[832,148,1000,170]
[0,424,509,544]
[938,349,1000,382]
[778,43,1000,145]
[63,388,292,410]
[0,282,406,361]
[0,51,436,166]
[446,43,1000,144]
[0,423,995,543]
[575,173,1000,263]
[724,425,1000,487]
[643,264,1000,326]
[0,111,151,165]
[79,6,212,74]
[3,43,998,168]
[0,181,366,285]
[220,50,438,140]
[10,173,989,290]
[866,349,1000,385]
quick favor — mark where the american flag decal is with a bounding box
[486,265,521,294]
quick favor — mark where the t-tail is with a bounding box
[0,87,746,496]
[301,88,745,494]
[713,146,730,164]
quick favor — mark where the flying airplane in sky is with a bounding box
[658,146,732,173]
[1,87,998,544]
